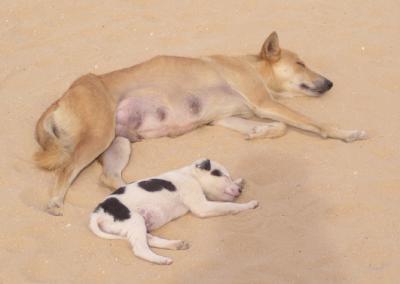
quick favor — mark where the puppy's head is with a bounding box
[191,159,243,202]
[259,31,333,97]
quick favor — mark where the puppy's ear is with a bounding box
[260,31,281,61]
[196,159,211,171]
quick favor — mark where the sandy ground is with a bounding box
[1,1,399,283]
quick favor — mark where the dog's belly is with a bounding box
[115,88,249,142]
[115,96,204,141]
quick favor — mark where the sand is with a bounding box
[1,1,399,283]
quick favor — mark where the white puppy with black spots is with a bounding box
[89,159,259,265]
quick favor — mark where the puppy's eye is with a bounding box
[211,169,222,177]
[296,61,306,68]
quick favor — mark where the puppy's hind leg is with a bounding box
[127,214,173,265]
[147,234,190,250]
[99,137,131,189]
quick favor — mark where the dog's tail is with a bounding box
[33,103,72,170]
[89,212,123,240]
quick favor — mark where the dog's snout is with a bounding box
[238,187,242,193]
[325,79,333,91]
[313,78,333,94]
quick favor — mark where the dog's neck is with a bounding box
[238,54,282,96]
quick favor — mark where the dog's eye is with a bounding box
[296,61,306,68]
[211,169,223,177]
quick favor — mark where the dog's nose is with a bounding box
[325,79,333,91]
[316,79,333,94]
[238,187,242,193]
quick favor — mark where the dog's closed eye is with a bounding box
[296,61,306,68]
[211,169,222,177]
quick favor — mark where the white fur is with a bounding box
[89,159,258,265]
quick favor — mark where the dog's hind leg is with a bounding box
[212,116,287,139]
[99,137,131,189]
[126,214,173,265]
[47,133,114,216]
[147,234,190,250]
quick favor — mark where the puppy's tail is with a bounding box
[89,212,123,240]
[33,103,71,170]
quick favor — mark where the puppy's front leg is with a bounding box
[190,200,258,218]
[180,183,258,218]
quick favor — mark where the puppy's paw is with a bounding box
[157,257,173,265]
[176,241,190,250]
[344,130,368,142]
[246,200,259,209]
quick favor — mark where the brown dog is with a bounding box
[34,32,366,215]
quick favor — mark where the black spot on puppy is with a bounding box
[138,179,176,192]
[211,169,222,177]
[196,159,211,171]
[111,186,126,195]
[95,197,130,221]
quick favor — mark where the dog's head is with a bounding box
[259,32,333,97]
[191,159,243,202]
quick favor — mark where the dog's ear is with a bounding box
[196,159,211,171]
[260,31,281,61]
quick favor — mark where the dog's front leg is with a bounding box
[99,136,131,189]
[251,98,367,142]
[212,116,287,139]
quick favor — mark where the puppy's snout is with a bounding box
[225,185,242,198]
[233,187,241,197]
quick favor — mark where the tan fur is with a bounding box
[35,32,366,215]
[34,103,68,170]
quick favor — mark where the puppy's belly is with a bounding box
[138,208,162,231]
[115,96,204,142]
[138,204,188,231]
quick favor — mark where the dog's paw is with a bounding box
[245,123,286,140]
[46,199,64,216]
[46,206,63,216]
[176,241,190,250]
[245,125,269,140]
[344,130,368,142]
[100,173,125,189]
[247,200,259,209]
